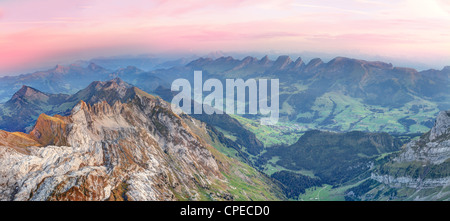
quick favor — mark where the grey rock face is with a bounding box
[372,110,450,190]
[430,110,450,141]
[396,110,450,165]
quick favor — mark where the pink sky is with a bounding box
[1,0,449,75]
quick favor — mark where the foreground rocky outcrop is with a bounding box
[0,84,282,201]
[367,110,450,200]
[395,110,450,165]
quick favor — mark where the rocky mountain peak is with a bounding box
[14,85,42,97]
[430,110,450,141]
[70,78,134,106]
[372,110,450,195]
[393,109,450,165]
[305,58,323,69]
[71,100,89,114]
[259,55,271,65]
[230,56,258,70]
[216,56,234,62]
[293,57,304,68]
[186,57,214,67]
[273,55,293,69]
[241,56,258,64]
[327,57,356,66]
[87,62,103,71]
[9,85,48,102]
[104,78,130,89]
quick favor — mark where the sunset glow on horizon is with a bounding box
[1,0,450,75]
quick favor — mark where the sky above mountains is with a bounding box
[1,0,449,75]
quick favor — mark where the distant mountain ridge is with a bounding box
[0,63,167,103]
[154,55,449,133]
[1,55,449,134]
[0,63,110,102]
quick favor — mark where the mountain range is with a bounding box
[1,77,449,201]
[151,55,449,134]
[0,54,449,201]
[3,54,447,135]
